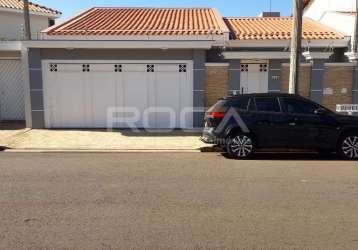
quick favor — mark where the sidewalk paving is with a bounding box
[0,122,29,149]
[1,129,208,151]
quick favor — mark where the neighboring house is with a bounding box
[21,7,351,129]
[0,0,60,121]
[221,16,348,105]
[0,0,61,40]
[304,0,356,49]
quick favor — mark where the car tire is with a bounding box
[226,133,255,159]
[337,134,358,160]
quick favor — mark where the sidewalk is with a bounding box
[1,128,209,152]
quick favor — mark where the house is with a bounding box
[303,0,356,49]
[0,0,60,121]
[304,0,358,106]
[0,0,61,40]
[21,7,353,129]
[24,7,230,129]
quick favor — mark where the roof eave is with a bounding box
[21,40,215,49]
[226,37,350,48]
[0,6,61,18]
[41,34,228,41]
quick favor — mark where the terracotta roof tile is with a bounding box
[224,17,346,40]
[46,7,228,36]
[0,0,61,15]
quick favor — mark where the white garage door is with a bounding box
[0,59,25,120]
[42,61,193,129]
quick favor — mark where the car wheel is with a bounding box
[226,133,255,159]
[338,134,358,160]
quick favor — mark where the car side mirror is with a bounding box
[314,108,326,115]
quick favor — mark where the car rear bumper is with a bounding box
[200,127,225,145]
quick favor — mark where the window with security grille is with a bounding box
[179,64,187,72]
[260,64,268,72]
[82,64,90,72]
[114,64,122,72]
[241,64,248,72]
[49,63,57,72]
[147,65,154,72]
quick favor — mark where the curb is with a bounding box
[3,148,208,153]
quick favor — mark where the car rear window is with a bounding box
[230,97,249,110]
[208,97,249,112]
[254,97,281,112]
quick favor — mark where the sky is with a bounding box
[34,0,293,22]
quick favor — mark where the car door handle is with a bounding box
[289,122,296,126]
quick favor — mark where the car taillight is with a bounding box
[207,112,225,119]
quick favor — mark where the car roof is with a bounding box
[224,93,302,99]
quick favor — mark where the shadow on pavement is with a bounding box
[0,121,26,130]
[221,152,343,161]
[45,128,202,137]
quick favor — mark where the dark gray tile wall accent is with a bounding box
[268,59,289,92]
[193,91,205,108]
[310,59,326,104]
[29,70,43,89]
[30,90,44,110]
[193,50,206,128]
[194,111,205,128]
[228,60,240,93]
[310,91,322,104]
[28,49,42,68]
[28,49,45,128]
[31,111,45,129]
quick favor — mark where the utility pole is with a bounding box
[288,0,303,94]
[23,0,31,40]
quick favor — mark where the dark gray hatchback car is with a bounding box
[201,93,358,160]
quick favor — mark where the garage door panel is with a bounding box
[155,64,179,72]
[54,71,89,128]
[56,64,82,72]
[43,62,193,129]
[123,72,150,128]
[155,71,181,128]
[91,72,117,127]
[123,64,146,72]
[90,64,114,72]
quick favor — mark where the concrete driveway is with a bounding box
[1,128,206,151]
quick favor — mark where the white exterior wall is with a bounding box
[0,11,51,40]
[320,12,355,38]
[304,0,356,20]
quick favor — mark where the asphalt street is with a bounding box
[0,152,358,249]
